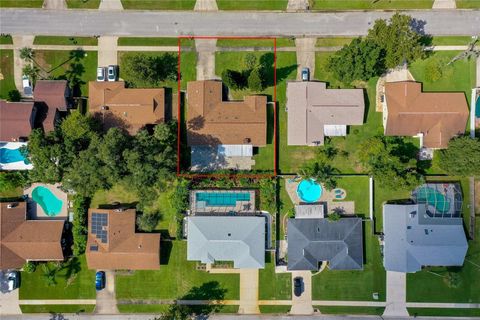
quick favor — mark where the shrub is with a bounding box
[7,90,21,102]
[221,69,246,90]
[72,195,89,256]
[23,261,37,273]
[424,57,443,82]
[136,212,160,232]
[247,67,263,92]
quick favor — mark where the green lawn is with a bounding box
[118,37,194,47]
[317,306,385,315]
[259,253,291,300]
[217,0,288,10]
[312,222,386,301]
[19,255,96,300]
[311,0,433,10]
[0,50,16,100]
[373,182,411,232]
[20,305,95,314]
[115,241,240,300]
[216,38,294,48]
[35,50,97,97]
[33,36,98,46]
[335,176,370,215]
[0,35,13,45]
[408,308,480,317]
[259,305,292,313]
[121,0,196,10]
[278,178,294,239]
[117,304,170,313]
[431,36,475,46]
[316,37,354,47]
[65,0,101,8]
[456,0,480,8]
[215,51,297,172]
[0,0,43,7]
[119,50,196,90]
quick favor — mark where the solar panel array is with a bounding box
[91,212,108,244]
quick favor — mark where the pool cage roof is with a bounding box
[412,183,463,218]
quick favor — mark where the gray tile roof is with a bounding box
[287,218,363,271]
[383,204,468,273]
[187,216,265,269]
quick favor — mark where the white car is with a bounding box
[22,75,32,96]
[97,67,106,81]
[107,65,118,82]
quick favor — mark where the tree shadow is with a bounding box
[60,257,81,281]
[160,240,173,265]
[259,52,297,88]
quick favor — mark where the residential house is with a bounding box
[88,81,165,135]
[287,213,363,270]
[0,100,36,142]
[286,81,365,146]
[383,203,468,273]
[33,80,71,133]
[86,208,160,270]
[187,80,267,171]
[383,81,468,149]
[187,216,265,269]
[0,201,65,269]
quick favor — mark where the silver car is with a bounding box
[107,65,118,82]
[97,67,106,81]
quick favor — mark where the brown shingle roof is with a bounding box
[187,80,267,146]
[34,80,69,133]
[88,82,165,135]
[0,202,64,269]
[384,81,468,148]
[86,208,160,270]
[0,100,35,141]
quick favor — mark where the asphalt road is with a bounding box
[0,9,479,37]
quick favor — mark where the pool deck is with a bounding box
[189,189,256,214]
[24,183,68,220]
[285,179,355,215]
[0,142,33,171]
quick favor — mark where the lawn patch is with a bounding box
[19,255,96,300]
[316,37,354,47]
[118,37,194,47]
[20,304,95,313]
[118,304,170,313]
[115,241,240,300]
[408,308,480,317]
[0,50,16,100]
[216,38,294,47]
[65,0,101,8]
[121,0,196,10]
[259,253,291,300]
[311,0,433,10]
[34,36,98,46]
[0,0,43,7]
[217,0,288,10]
[317,306,385,315]
[431,36,474,46]
[0,35,13,45]
[456,0,480,8]
[259,305,291,313]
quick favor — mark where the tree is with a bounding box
[244,53,257,70]
[0,172,26,193]
[71,195,89,256]
[424,57,444,82]
[7,89,21,102]
[136,212,160,232]
[171,179,190,214]
[444,272,462,288]
[121,53,177,88]
[23,261,37,273]
[299,161,338,191]
[27,129,64,183]
[42,263,58,287]
[247,67,263,92]
[439,137,480,176]
[19,47,35,62]
[259,178,276,212]
[22,64,40,84]
[328,212,341,222]
[221,69,246,90]
[367,13,425,68]
[96,128,131,184]
[328,37,384,83]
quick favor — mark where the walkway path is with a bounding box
[195,38,217,81]
[289,271,314,315]
[194,0,218,11]
[238,269,260,314]
[42,0,67,10]
[12,35,34,94]
[383,271,408,317]
[99,0,123,11]
[95,270,118,314]
[98,36,118,67]
[0,290,21,315]
[295,38,316,81]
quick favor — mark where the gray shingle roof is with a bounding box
[187,216,265,269]
[287,218,363,271]
[383,204,468,273]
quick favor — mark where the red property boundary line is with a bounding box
[177,36,277,179]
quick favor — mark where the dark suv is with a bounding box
[294,276,303,297]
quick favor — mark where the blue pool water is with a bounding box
[476,96,480,118]
[297,179,322,203]
[32,186,63,217]
[0,146,30,164]
[196,192,250,207]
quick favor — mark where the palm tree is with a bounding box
[19,47,35,62]
[42,264,58,287]
[299,161,338,191]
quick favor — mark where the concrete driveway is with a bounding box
[295,38,316,81]
[383,271,408,317]
[290,271,314,315]
[98,36,118,68]
[0,289,21,315]
[95,270,118,314]
[238,269,259,314]
[195,38,217,81]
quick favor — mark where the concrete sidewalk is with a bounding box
[0,290,21,315]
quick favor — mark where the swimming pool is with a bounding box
[415,186,451,214]
[0,145,29,164]
[196,192,251,207]
[297,179,322,203]
[476,96,480,118]
[32,186,64,217]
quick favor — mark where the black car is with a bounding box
[293,276,303,297]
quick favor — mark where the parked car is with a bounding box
[22,75,32,96]
[301,67,310,81]
[97,67,106,81]
[95,271,105,290]
[107,65,118,81]
[293,276,303,297]
[6,271,19,291]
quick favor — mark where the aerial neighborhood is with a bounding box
[0,0,479,319]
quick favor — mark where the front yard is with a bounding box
[121,0,196,10]
[259,253,291,300]
[115,240,240,300]
[311,0,433,10]
[216,0,288,10]
[0,50,16,100]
